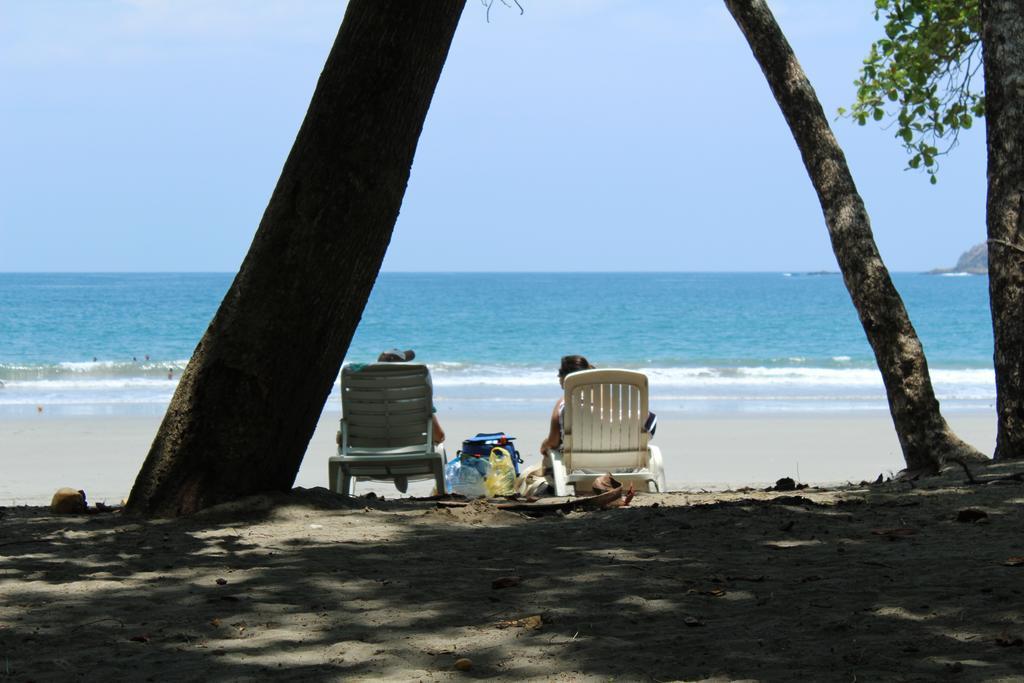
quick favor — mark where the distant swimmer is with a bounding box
[145,354,150,361]
[168,369,174,380]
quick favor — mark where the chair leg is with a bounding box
[549,451,569,497]
[434,462,447,497]
[648,445,667,493]
[342,472,357,497]
[328,460,341,494]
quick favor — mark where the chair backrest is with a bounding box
[562,369,649,471]
[340,363,433,450]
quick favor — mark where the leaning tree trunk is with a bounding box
[127,0,466,516]
[724,0,986,473]
[981,0,1024,461]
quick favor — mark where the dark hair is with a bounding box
[558,355,594,379]
[378,349,415,363]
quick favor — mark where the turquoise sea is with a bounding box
[0,272,995,416]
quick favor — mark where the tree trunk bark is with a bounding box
[724,0,986,473]
[127,0,466,516]
[981,0,1024,461]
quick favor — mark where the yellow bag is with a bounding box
[484,447,516,497]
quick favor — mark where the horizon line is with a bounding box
[0,269,970,276]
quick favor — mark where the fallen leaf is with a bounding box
[1003,557,1024,567]
[684,616,705,627]
[871,528,916,539]
[454,657,473,671]
[492,575,522,589]
[215,578,228,586]
[128,634,149,643]
[956,508,988,523]
[520,614,543,629]
[995,635,1024,647]
[496,615,543,630]
[210,618,222,627]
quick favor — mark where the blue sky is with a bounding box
[0,1,988,272]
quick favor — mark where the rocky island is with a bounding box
[929,242,988,274]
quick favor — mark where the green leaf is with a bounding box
[845,0,983,184]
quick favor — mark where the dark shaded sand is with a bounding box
[2,461,1023,682]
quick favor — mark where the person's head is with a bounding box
[558,355,594,384]
[378,349,416,363]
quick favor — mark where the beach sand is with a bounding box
[1,407,1015,680]
[0,409,998,505]
[2,457,1023,681]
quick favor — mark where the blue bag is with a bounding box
[458,433,523,475]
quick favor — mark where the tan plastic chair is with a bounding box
[549,369,666,496]
[328,363,446,496]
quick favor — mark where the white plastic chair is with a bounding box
[549,369,666,496]
[328,363,446,496]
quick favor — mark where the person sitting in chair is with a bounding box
[540,354,595,458]
[521,354,657,497]
[540,354,657,457]
[376,348,445,447]
[515,355,596,497]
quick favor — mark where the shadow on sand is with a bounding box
[2,461,1023,681]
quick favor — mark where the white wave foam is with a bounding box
[0,363,996,410]
[58,361,120,371]
[0,378,175,390]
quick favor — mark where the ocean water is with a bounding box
[0,272,995,416]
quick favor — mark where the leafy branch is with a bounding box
[838,0,984,183]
